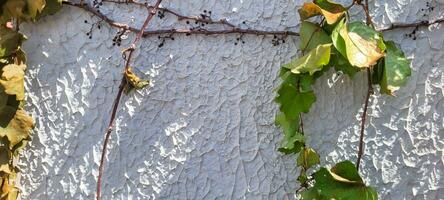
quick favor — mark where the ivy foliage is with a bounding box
[0,0,62,199]
[275,0,412,199]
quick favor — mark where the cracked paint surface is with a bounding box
[16,0,444,199]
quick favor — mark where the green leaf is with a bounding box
[330,49,359,78]
[0,137,12,174]
[300,21,331,52]
[298,171,308,184]
[297,147,320,169]
[339,22,385,68]
[331,18,347,58]
[0,28,26,58]
[371,59,384,84]
[331,161,363,183]
[284,44,332,75]
[0,64,26,101]
[276,112,305,154]
[0,89,19,128]
[37,0,62,18]
[275,70,315,154]
[301,161,378,200]
[276,82,316,119]
[380,41,411,95]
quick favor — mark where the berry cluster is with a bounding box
[272,35,286,46]
[405,26,419,40]
[84,19,103,39]
[184,10,212,28]
[200,10,212,21]
[157,34,175,48]
[92,0,103,9]
[234,35,245,45]
[420,1,435,17]
[158,10,166,19]
[112,29,127,46]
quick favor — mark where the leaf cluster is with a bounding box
[0,0,62,199]
[275,0,412,199]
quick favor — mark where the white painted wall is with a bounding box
[17,0,444,199]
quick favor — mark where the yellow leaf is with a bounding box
[2,0,26,19]
[320,9,345,24]
[339,23,384,68]
[298,3,322,20]
[124,67,149,90]
[298,1,345,24]
[26,0,46,18]
[0,110,34,148]
[1,177,19,200]
[0,64,26,101]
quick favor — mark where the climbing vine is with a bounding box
[0,0,441,199]
[0,0,62,199]
[275,0,411,199]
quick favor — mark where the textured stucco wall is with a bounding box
[16,0,443,199]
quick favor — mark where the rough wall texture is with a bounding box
[16,0,444,199]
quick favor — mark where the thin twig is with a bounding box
[95,1,163,200]
[355,0,374,171]
[356,68,373,170]
[63,1,444,39]
[62,2,299,37]
[378,18,444,31]
[102,0,236,27]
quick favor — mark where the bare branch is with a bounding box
[95,1,163,200]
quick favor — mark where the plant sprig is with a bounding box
[275,0,412,199]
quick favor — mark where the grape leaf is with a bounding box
[124,67,149,93]
[297,147,320,169]
[283,44,332,75]
[301,161,378,200]
[380,41,411,95]
[1,177,19,200]
[314,0,346,24]
[300,21,332,52]
[37,0,62,18]
[298,2,322,21]
[276,112,305,154]
[331,161,363,183]
[339,22,385,68]
[0,64,26,101]
[0,28,26,58]
[330,49,359,78]
[1,0,26,22]
[298,1,345,24]
[275,70,315,154]
[331,18,347,58]
[0,137,12,174]
[0,109,33,148]
[25,0,45,18]
[371,59,384,84]
[125,67,149,89]
[276,82,316,119]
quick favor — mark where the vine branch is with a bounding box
[63,1,444,40]
[355,0,374,171]
[95,0,163,200]
[62,2,299,37]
